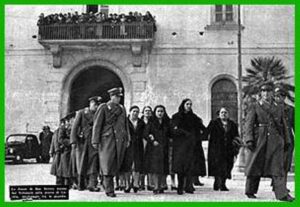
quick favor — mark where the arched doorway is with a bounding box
[68,66,124,113]
[211,78,238,123]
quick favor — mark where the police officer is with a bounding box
[244,82,294,202]
[92,87,130,197]
[70,96,102,191]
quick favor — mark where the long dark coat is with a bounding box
[171,111,206,176]
[50,129,62,176]
[206,118,240,178]
[282,103,294,172]
[57,126,72,178]
[143,118,170,174]
[39,131,53,158]
[120,118,145,173]
[70,108,99,176]
[245,101,289,177]
[92,102,130,176]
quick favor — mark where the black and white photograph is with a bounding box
[5,4,295,202]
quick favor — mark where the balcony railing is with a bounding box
[38,22,155,40]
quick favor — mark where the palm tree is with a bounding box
[242,56,294,103]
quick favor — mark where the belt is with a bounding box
[258,124,268,127]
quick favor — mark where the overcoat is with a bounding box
[120,118,145,173]
[57,125,72,178]
[282,103,294,172]
[39,131,53,158]
[92,101,130,176]
[50,129,62,176]
[70,108,99,176]
[171,112,206,176]
[206,118,240,178]
[245,101,289,177]
[143,118,170,174]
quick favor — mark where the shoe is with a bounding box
[194,181,204,186]
[220,186,229,191]
[246,193,257,199]
[78,187,85,191]
[159,189,164,194]
[279,194,294,202]
[153,190,159,195]
[139,186,145,191]
[106,192,116,197]
[171,186,178,191]
[162,186,168,190]
[115,186,121,191]
[124,187,131,193]
[133,187,139,193]
[72,184,78,190]
[88,187,100,192]
[147,186,154,191]
[213,184,220,191]
[185,190,194,194]
[177,189,184,195]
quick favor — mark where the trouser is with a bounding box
[87,173,98,188]
[161,175,167,188]
[246,176,288,199]
[214,176,227,189]
[63,178,71,187]
[78,175,86,189]
[152,173,163,190]
[147,174,154,187]
[56,176,63,185]
[103,175,114,193]
[132,171,140,188]
[139,174,145,187]
[178,174,193,191]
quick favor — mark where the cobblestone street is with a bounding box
[5,161,295,202]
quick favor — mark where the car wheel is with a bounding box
[15,155,23,164]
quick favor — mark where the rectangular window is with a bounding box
[86,5,98,13]
[215,5,234,23]
[215,5,223,22]
[225,5,233,21]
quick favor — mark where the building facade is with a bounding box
[5,5,294,138]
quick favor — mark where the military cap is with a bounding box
[259,81,274,91]
[65,111,76,120]
[274,86,287,97]
[108,87,123,97]
[88,96,102,103]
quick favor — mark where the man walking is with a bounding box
[244,82,294,202]
[92,87,130,197]
[70,96,102,191]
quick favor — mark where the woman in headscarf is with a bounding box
[144,105,170,194]
[206,107,242,191]
[171,98,206,195]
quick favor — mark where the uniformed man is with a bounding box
[274,86,294,180]
[92,87,130,197]
[244,82,294,202]
[70,96,102,191]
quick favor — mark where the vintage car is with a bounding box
[5,134,42,164]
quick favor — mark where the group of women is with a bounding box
[117,98,242,195]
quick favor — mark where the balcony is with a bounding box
[38,22,155,68]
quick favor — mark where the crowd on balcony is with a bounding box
[37,11,156,27]
[37,11,157,39]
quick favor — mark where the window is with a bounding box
[214,5,234,23]
[205,5,244,31]
[86,5,98,13]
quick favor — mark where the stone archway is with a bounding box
[60,59,132,118]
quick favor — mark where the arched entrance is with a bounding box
[211,78,238,123]
[60,59,132,118]
[69,66,124,113]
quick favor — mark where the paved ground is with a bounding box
[5,160,295,202]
